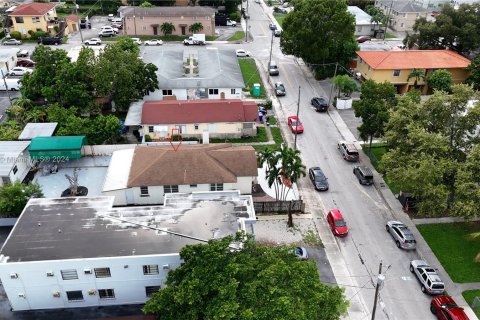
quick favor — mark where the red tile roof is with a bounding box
[10,2,56,16]
[65,15,80,22]
[356,50,471,70]
[141,99,259,124]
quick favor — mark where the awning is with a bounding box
[29,136,87,160]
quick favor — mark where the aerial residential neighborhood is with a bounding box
[0,0,479,319]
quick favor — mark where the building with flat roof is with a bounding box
[18,122,57,140]
[0,192,256,311]
[0,141,31,187]
[347,6,375,36]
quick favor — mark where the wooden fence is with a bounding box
[254,200,305,215]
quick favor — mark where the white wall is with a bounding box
[0,254,181,311]
[355,24,374,36]
[0,150,31,188]
[207,88,243,100]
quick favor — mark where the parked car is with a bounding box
[38,37,62,45]
[235,49,250,57]
[274,82,286,96]
[337,141,359,162]
[111,23,123,30]
[356,35,371,43]
[386,221,416,249]
[131,38,142,45]
[269,60,279,76]
[353,166,373,185]
[107,14,115,21]
[8,67,33,76]
[3,39,22,45]
[99,30,116,37]
[84,38,102,46]
[294,247,309,260]
[16,59,35,68]
[309,167,328,191]
[144,39,163,46]
[16,49,29,58]
[274,29,281,37]
[226,19,237,27]
[327,209,348,237]
[269,23,277,30]
[410,260,445,295]
[100,26,118,33]
[430,295,470,320]
[288,115,303,134]
[311,97,329,112]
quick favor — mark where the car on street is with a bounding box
[327,209,348,237]
[311,96,329,112]
[3,39,22,45]
[99,30,116,37]
[430,295,470,320]
[235,49,250,57]
[131,38,142,45]
[226,19,237,27]
[410,260,445,295]
[294,247,309,260]
[269,23,277,30]
[84,38,102,46]
[353,166,374,185]
[356,35,371,43]
[274,82,286,96]
[38,37,62,45]
[16,49,29,58]
[386,221,416,249]
[16,59,35,68]
[288,116,303,133]
[111,23,123,30]
[274,29,281,37]
[337,141,359,161]
[308,167,328,191]
[8,67,33,76]
[100,26,119,33]
[144,39,163,45]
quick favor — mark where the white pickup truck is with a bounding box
[183,34,206,45]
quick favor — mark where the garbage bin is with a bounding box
[252,83,261,97]
[258,111,263,122]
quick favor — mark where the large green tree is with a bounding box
[353,80,397,147]
[0,182,43,217]
[280,0,358,78]
[382,85,480,217]
[143,234,348,320]
[427,69,452,93]
[466,56,480,90]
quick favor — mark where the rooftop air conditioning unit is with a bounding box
[52,291,60,298]
[46,271,54,277]
[18,293,25,298]
[162,264,170,270]
[88,289,96,296]
[10,273,18,279]
[84,269,92,275]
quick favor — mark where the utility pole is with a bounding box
[244,4,249,42]
[328,62,338,109]
[74,0,83,43]
[268,30,274,70]
[371,261,385,320]
[294,86,300,150]
[383,1,394,40]
[0,69,13,109]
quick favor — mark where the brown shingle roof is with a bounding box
[127,144,258,187]
[356,50,471,70]
[141,99,259,124]
[10,2,56,16]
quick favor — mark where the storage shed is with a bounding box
[29,136,87,160]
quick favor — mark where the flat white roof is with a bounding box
[124,100,143,126]
[0,141,30,176]
[18,122,57,140]
[67,45,103,62]
[102,148,134,191]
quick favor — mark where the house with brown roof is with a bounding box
[118,6,216,36]
[102,144,258,206]
[141,99,258,141]
[355,50,471,93]
[8,2,59,38]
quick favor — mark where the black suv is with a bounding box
[309,167,329,191]
[311,97,329,112]
[353,166,373,185]
[38,37,62,45]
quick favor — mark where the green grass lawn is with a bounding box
[210,127,268,143]
[227,31,245,41]
[238,58,266,99]
[273,13,287,27]
[385,33,397,39]
[267,115,277,125]
[462,290,480,318]
[253,127,284,152]
[417,222,480,283]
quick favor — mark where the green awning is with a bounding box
[29,136,87,160]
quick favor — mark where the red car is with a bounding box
[287,116,304,134]
[430,296,470,320]
[16,59,35,68]
[327,209,348,237]
[356,35,371,43]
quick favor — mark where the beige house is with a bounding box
[8,2,58,37]
[375,0,428,32]
[141,99,259,141]
[119,6,216,36]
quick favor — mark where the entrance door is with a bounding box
[181,26,186,35]
[153,26,158,35]
[126,189,134,205]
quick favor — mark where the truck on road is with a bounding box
[183,34,206,45]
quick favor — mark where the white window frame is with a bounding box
[393,70,401,77]
[98,289,115,299]
[143,264,159,275]
[94,267,111,278]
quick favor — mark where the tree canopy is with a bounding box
[427,69,452,93]
[143,234,348,320]
[381,85,480,217]
[0,182,43,218]
[280,0,358,78]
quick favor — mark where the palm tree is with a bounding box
[160,22,175,36]
[407,68,426,89]
[188,22,203,34]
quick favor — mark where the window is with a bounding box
[12,165,18,175]
[142,26,146,30]
[403,13,407,17]
[32,17,40,23]
[190,184,197,187]
[145,286,161,297]
[140,186,149,197]
[194,124,199,130]
[94,267,111,278]
[143,264,159,275]
[210,183,223,191]
[66,290,83,301]
[15,17,24,23]
[393,70,401,77]
[400,23,404,28]
[148,126,154,133]
[61,269,78,280]
[164,185,179,193]
[162,89,173,95]
[357,26,362,32]
[98,289,115,299]
[208,88,219,95]
[243,123,253,129]
[231,89,236,94]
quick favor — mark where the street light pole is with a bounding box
[371,261,385,320]
[268,29,274,69]
[328,62,338,109]
[294,86,300,150]
[74,0,83,42]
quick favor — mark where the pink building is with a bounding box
[119,6,216,36]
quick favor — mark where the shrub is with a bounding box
[9,31,22,40]
[145,134,152,142]
[229,12,241,22]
